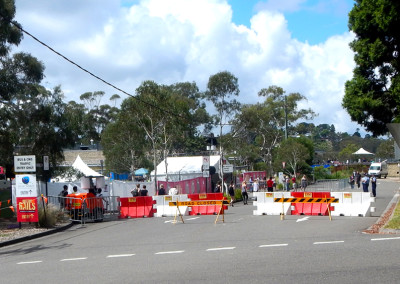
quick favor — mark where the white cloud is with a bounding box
[14,0,358,134]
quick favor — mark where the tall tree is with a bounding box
[205,71,241,184]
[343,0,400,136]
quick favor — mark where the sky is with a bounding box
[14,0,360,135]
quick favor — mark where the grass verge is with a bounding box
[384,200,400,230]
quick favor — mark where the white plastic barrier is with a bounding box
[330,192,374,217]
[153,194,190,217]
[253,192,292,216]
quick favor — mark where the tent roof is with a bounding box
[151,155,225,175]
[353,148,374,155]
[135,168,149,176]
[72,155,103,177]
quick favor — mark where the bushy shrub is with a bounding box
[38,203,63,228]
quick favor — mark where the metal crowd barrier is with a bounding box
[48,195,121,224]
[306,179,351,192]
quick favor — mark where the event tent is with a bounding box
[135,168,149,176]
[72,155,103,177]
[353,148,374,155]
[151,155,227,182]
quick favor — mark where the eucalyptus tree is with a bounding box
[205,71,241,183]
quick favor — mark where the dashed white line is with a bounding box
[371,237,400,241]
[60,257,88,262]
[259,244,288,248]
[17,261,42,265]
[155,250,184,255]
[107,254,135,258]
[207,247,236,251]
[313,241,344,245]
[186,217,200,220]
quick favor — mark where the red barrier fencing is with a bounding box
[119,196,155,218]
[290,192,332,216]
[187,193,227,215]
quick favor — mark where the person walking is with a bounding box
[158,184,166,195]
[266,176,274,192]
[349,175,355,189]
[361,173,370,192]
[58,185,69,209]
[356,172,361,188]
[371,174,377,197]
[284,176,290,191]
[300,175,308,191]
[253,179,259,192]
[241,181,248,205]
[291,176,297,191]
[228,181,235,207]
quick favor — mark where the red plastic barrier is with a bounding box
[290,192,333,216]
[187,193,226,215]
[119,196,155,218]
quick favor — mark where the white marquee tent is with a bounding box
[151,155,228,182]
[72,155,103,177]
[353,148,374,155]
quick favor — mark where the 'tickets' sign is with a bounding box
[16,197,38,222]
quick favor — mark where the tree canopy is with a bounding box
[343,0,400,136]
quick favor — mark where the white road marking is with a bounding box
[371,237,400,241]
[207,247,236,251]
[164,220,177,223]
[296,217,310,222]
[17,261,42,264]
[186,217,200,220]
[313,241,344,245]
[60,257,88,261]
[259,244,288,248]
[155,250,184,255]
[107,254,135,258]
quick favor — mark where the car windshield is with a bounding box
[370,166,380,170]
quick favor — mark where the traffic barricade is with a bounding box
[253,192,292,215]
[187,193,226,215]
[119,196,155,218]
[330,192,374,217]
[153,194,190,217]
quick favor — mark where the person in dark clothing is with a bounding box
[371,175,377,197]
[158,184,166,195]
[140,185,148,196]
[228,181,235,207]
[241,181,248,205]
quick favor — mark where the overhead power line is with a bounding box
[0,13,185,119]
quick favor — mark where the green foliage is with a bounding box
[38,203,63,228]
[343,0,400,136]
[313,166,332,180]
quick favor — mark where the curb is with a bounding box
[0,222,74,248]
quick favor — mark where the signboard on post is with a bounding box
[14,155,36,173]
[223,164,234,173]
[202,156,210,177]
[43,155,49,171]
[15,174,38,222]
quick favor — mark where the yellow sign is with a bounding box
[164,196,172,201]
[199,193,207,199]
[128,198,136,202]
[169,200,229,206]
[265,193,273,198]
[304,192,313,198]
[274,197,339,203]
[344,193,352,198]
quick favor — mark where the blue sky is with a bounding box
[229,0,354,44]
[15,0,361,135]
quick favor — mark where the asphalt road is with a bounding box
[1,179,400,283]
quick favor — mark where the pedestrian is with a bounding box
[241,181,248,205]
[371,174,377,197]
[284,176,290,191]
[272,176,277,191]
[349,175,355,189]
[356,172,361,188]
[215,181,222,193]
[253,179,259,192]
[291,176,297,191]
[361,173,370,192]
[158,184,166,195]
[58,185,69,208]
[131,184,140,197]
[228,181,235,207]
[300,175,307,191]
[267,176,274,192]
[140,185,148,196]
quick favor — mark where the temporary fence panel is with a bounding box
[153,194,190,217]
[253,192,291,216]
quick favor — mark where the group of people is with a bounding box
[283,175,308,192]
[349,171,377,197]
[130,184,149,197]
